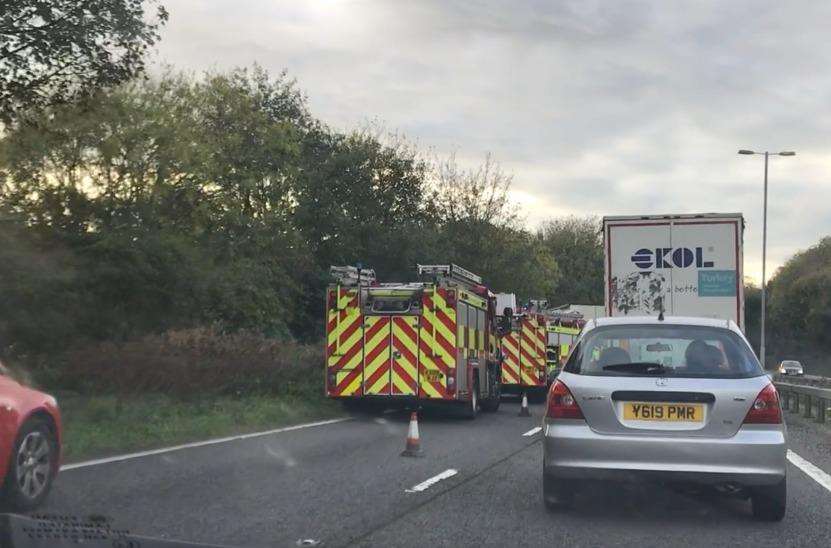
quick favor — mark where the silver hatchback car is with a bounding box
[779,360,804,376]
[543,316,787,521]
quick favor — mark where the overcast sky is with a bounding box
[152,0,831,283]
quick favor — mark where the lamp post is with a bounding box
[738,149,796,368]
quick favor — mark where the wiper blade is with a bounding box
[602,362,667,374]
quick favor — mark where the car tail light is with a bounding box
[446,373,456,394]
[546,380,584,419]
[743,383,782,424]
[327,291,336,309]
[445,290,456,308]
[327,369,337,390]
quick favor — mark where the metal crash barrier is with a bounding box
[776,382,831,424]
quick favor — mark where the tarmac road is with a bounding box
[42,397,831,547]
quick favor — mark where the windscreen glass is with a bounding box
[564,325,762,378]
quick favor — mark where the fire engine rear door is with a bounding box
[500,331,521,385]
[519,318,545,387]
[363,316,392,395]
[390,316,419,396]
[363,315,419,396]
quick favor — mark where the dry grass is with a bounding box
[39,327,324,399]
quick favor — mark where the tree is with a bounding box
[0,69,314,349]
[426,153,558,300]
[292,127,431,275]
[0,65,573,355]
[744,281,761,354]
[0,0,168,123]
[0,213,81,356]
[768,237,831,349]
[538,216,604,305]
[0,73,202,234]
[429,152,518,228]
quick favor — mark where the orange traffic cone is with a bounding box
[401,411,423,457]
[519,392,531,417]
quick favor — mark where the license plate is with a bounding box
[623,402,704,422]
[423,370,442,382]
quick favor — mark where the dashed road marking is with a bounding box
[522,426,542,437]
[405,469,458,493]
[61,417,351,471]
[788,450,831,493]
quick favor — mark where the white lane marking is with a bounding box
[405,469,458,493]
[61,417,351,471]
[788,450,831,493]
[522,426,542,437]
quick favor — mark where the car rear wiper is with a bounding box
[602,362,667,375]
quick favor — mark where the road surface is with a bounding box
[43,398,831,547]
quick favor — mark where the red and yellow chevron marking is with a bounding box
[363,316,391,395]
[500,331,521,385]
[391,316,419,395]
[418,287,457,399]
[326,287,363,397]
[534,317,547,361]
[520,318,545,387]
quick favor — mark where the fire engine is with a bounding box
[498,308,548,396]
[325,264,501,417]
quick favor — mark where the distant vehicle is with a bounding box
[778,360,804,376]
[325,264,501,418]
[543,316,787,521]
[603,213,745,329]
[0,363,62,510]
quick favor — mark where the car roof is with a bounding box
[586,315,742,336]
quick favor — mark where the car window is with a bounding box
[563,324,763,378]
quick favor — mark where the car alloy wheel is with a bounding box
[16,431,51,500]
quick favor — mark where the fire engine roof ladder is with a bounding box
[329,265,377,286]
[417,263,482,289]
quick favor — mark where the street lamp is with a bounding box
[737,149,796,369]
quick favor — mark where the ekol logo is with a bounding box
[631,247,714,269]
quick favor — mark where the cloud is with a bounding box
[152,0,831,282]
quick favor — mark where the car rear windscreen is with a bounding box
[564,324,763,378]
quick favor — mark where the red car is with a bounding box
[0,363,62,511]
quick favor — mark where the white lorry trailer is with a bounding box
[603,213,745,330]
